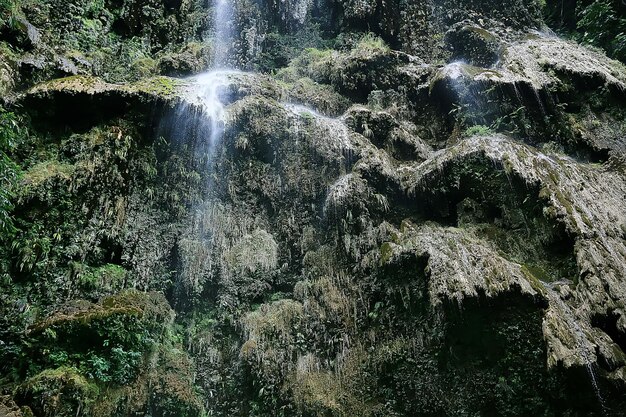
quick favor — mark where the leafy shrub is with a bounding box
[0,105,23,235]
[85,354,110,382]
[577,0,626,61]
[465,124,494,136]
[545,0,626,62]
[109,346,142,384]
[0,0,18,29]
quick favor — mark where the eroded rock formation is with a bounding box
[1,0,626,416]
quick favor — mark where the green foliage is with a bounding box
[546,0,626,62]
[0,105,22,236]
[5,287,203,415]
[73,263,126,291]
[577,0,626,61]
[85,353,110,381]
[0,0,18,29]
[256,26,330,73]
[16,366,100,417]
[22,290,171,385]
[464,124,495,136]
[355,32,390,54]
[83,347,141,384]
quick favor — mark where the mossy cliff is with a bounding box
[2,0,626,416]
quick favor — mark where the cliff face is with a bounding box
[2,0,626,416]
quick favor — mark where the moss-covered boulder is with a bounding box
[445,23,501,67]
[12,290,202,416]
[15,367,99,417]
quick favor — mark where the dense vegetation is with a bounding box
[0,105,21,234]
[545,0,626,61]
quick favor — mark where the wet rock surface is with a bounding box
[1,0,626,416]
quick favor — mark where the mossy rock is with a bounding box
[225,229,279,274]
[445,24,501,67]
[158,42,212,77]
[24,75,188,102]
[15,367,100,417]
[24,290,174,387]
[279,35,426,102]
[31,289,172,335]
[0,396,33,417]
[278,76,351,117]
[146,347,205,417]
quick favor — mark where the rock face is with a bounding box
[2,0,626,416]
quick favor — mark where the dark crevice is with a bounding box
[592,311,626,357]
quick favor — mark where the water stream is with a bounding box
[194,71,229,149]
[190,0,236,152]
[212,0,234,70]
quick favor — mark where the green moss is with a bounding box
[275,76,351,116]
[521,263,552,283]
[133,76,181,97]
[17,366,100,417]
[520,265,549,296]
[380,242,395,264]
[355,33,390,54]
[130,56,157,78]
[21,160,74,188]
[31,289,171,353]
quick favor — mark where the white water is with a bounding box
[212,0,234,69]
[442,61,467,80]
[193,71,230,148]
[189,0,235,151]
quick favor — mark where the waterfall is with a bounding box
[158,0,238,309]
[212,0,234,70]
[195,71,228,150]
[191,0,236,152]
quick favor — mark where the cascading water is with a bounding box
[159,0,238,312]
[158,0,235,156]
[190,0,236,152]
[542,281,607,413]
[195,71,228,150]
[212,0,234,70]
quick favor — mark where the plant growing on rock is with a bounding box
[0,105,23,235]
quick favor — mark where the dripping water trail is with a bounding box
[541,281,607,413]
[283,103,355,172]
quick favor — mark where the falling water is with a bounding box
[191,0,236,151]
[542,281,607,412]
[194,71,229,149]
[160,0,238,313]
[212,0,234,69]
